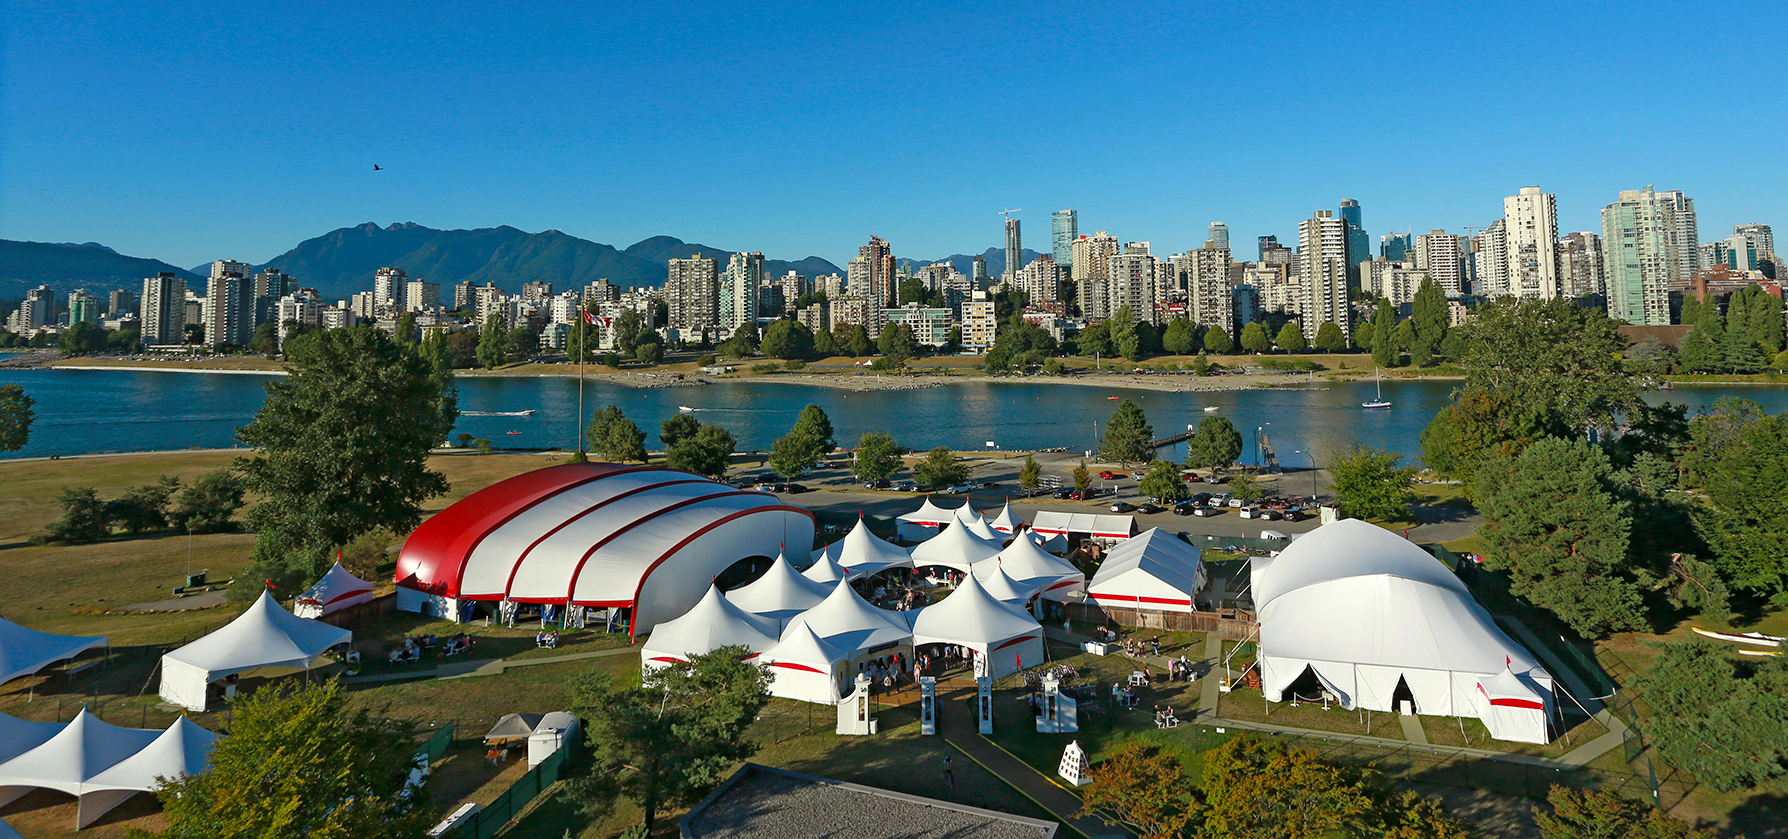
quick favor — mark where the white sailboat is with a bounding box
[1362,369,1391,409]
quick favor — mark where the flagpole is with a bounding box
[578,303,586,455]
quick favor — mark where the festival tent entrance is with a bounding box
[159,591,352,711]
[0,710,217,829]
[896,497,955,542]
[724,552,831,627]
[293,562,375,619]
[759,621,855,705]
[640,586,779,669]
[812,518,913,578]
[910,573,1043,680]
[0,618,107,686]
[1251,519,1554,743]
[980,535,1086,603]
[908,521,1001,575]
[1085,529,1208,614]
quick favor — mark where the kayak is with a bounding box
[1692,627,1785,647]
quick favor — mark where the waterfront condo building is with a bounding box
[1188,240,1234,333]
[1339,199,1369,289]
[1601,186,1693,326]
[1557,232,1606,299]
[962,290,996,350]
[140,273,187,345]
[1411,230,1464,295]
[1474,219,1510,298]
[1208,222,1230,250]
[373,267,407,314]
[203,271,253,349]
[406,280,441,313]
[721,251,764,334]
[67,289,100,325]
[1298,210,1352,339]
[666,254,720,334]
[1504,186,1560,299]
[1014,254,1062,304]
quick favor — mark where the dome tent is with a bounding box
[910,573,1043,680]
[796,580,912,657]
[159,591,351,711]
[981,534,1086,603]
[908,520,1001,574]
[812,516,912,577]
[294,561,375,619]
[896,496,956,542]
[725,552,831,626]
[0,618,106,687]
[641,585,780,669]
[759,620,856,705]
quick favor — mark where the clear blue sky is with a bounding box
[4,1,1784,271]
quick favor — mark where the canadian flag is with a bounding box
[581,311,598,325]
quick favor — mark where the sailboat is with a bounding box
[1362,369,1391,409]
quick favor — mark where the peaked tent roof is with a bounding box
[801,553,851,585]
[1086,528,1207,609]
[909,521,1002,573]
[898,496,955,526]
[0,617,106,686]
[1030,511,1136,540]
[765,620,856,670]
[814,517,913,576]
[485,713,547,742]
[910,572,1042,647]
[964,515,1005,543]
[164,591,352,676]
[953,501,988,527]
[975,564,1041,608]
[983,535,1084,588]
[642,585,780,664]
[988,502,1023,534]
[796,580,912,653]
[83,716,219,792]
[294,562,375,617]
[0,709,159,795]
[726,552,831,620]
[0,712,64,763]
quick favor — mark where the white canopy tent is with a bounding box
[485,713,546,743]
[975,564,1041,610]
[796,580,913,658]
[980,535,1086,603]
[759,620,855,705]
[1029,511,1135,544]
[724,552,832,627]
[1085,529,1208,614]
[910,573,1044,679]
[964,515,1005,544]
[0,618,107,686]
[801,553,851,586]
[640,585,779,669]
[159,591,352,711]
[78,716,219,827]
[896,497,955,542]
[0,710,216,829]
[1252,519,1554,743]
[908,521,1001,574]
[987,502,1023,535]
[811,517,913,578]
[0,713,63,763]
[293,561,376,619]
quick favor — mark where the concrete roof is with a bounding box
[681,764,1057,839]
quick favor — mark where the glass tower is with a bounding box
[1051,210,1078,268]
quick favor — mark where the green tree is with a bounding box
[476,313,512,369]
[666,424,736,479]
[1081,739,1198,839]
[1239,322,1272,354]
[107,475,181,534]
[1327,445,1416,521]
[108,328,141,353]
[876,322,918,359]
[1071,460,1092,494]
[760,320,815,360]
[1719,322,1766,373]
[1191,350,1211,376]
[58,321,107,357]
[38,487,110,544]
[1476,437,1645,637]
[844,324,874,357]
[1077,321,1114,358]
[1185,416,1244,471]
[723,322,760,357]
[613,309,643,351]
[812,324,837,356]
[1200,735,1374,839]
[1139,460,1189,503]
[586,405,648,463]
[1535,784,1719,839]
[171,469,246,535]
[1370,299,1399,368]
[1161,317,1198,355]
[1633,639,1788,792]
[248,322,281,355]
[0,384,34,453]
[1018,454,1042,494]
[1274,322,1307,353]
[1229,472,1262,503]
[1677,320,1722,372]
[1454,297,1642,433]
[633,331,665,365]
[660,413,700,450]
[1110,306,1143,361]
[1098,399,1154,466]
[1409,276,1448,365]
[1420,388,1555,497]
[1313,321,1347,353]
[237,328,455,596]
[914,446,969,488]
[1625,334,1675,374]
[851,432,903,483]
[1694,411,1788,595]
[147,681,432,839]
[572,647,771,835]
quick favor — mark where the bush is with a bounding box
[174,470,246,534]
[38,487,111,544]
[749,362,781,374]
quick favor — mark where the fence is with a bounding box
[1063,601,1257,638]
[314,592,399,630]
[457,728,584,839]
[420,722,455,762]
[1184,533,1291,555]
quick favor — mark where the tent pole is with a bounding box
[1457,714,1469,745]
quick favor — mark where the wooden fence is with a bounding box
[1064,602,1257,639]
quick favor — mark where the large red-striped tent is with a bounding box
[394,463,814,635]
[1084,528,1208,614]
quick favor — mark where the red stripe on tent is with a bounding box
[1044,580,1080,592]
[767,661,827,674]
[563,489,770,605]
[647,656,686,665]
[625,504,816,641]
[1136,595,1193,606]
[993,634,1037,651]
[1489,698,1546,710]
[1087,593,1138,603]
[494,477,711,599]
[322,589,373,607]
[1031,528,1067,535]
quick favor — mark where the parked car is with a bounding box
[1052,487,1075,499]
[1172,502,1196,516]
[1098,470,1119,480]
[1238,506,1261,519]
[893,480,919,492]
[1206,475,1229,485]
[944,482,974,494]
[1280,509,1301,522]
[978,481,1002,488]
[753,473,779,485]
[1227,497,1246,508]
[1257,508,1280,520]
[1183,473,1203,483]
[1192,505,1220,517]
[1135,503,1164,514]
[1109,501,1135,513]
[1192,492,1214,504]
[779,483,811,494]
[1209,492,1231,504]
[1130,471,1148,480]
[864,479,892,489]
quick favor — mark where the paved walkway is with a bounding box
[1495,615,1628,768]
[1399,714,1429,745]
[341,645,638,685]
[937,688,1129,839]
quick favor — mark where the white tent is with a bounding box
[974,564,1040,609]
[759,620,855,705]
[78,716,220,827]
[797,580,912,657]
[159,591,352,711]
[964,514,1005,544]
[641,585,779,669]
[0,709,191,829]
[725,552,832,626]
[812,517,913,577]
[908,521,1001,574]
[910,573,1043,679]
[1085,529,1208,614]
[1475,664,1552,744]
[987,502,1023,535]
[0,713,63,763]
[801,553,851,585]
[1252,519,1553,742]
[896,497,955,542]
[0,618,107,686]
[484,713,546,743]
[980,535,1086,603]
[1030,511,1135,543]
[293,561,376,619]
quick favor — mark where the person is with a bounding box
[1150,636,1160,656]
[942,754,954,790]
[547,630,558,649]
[535,630,546,648]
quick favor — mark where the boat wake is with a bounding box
[463,410,537,417]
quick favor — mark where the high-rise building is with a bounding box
[1189,241,1233,333]
[1257,235,1280,262]
[252,269,293,302]
[1013,255,1062,303]
[961,291,997,350]
[1003,217,1022,285]
[971,256,988,289]
[65,289,99,325]
[1360,259,1425,305]
[520,281,553,303]
[1504,186,1560,298]
[1051,210,1078,268]
[1601,186,1686,326]
[1473,219,1510,298]
[5,286,53,333]
[1411,230,1464,295]
[1208,222,1230,250]
[1297,210,1351,339]
[1557,232,1605,299]
[203,271,253,348]
[107,289,136,316]
[1380,232,1412,262]
[405,280,441,312]
[1733,223,1775,265]
[141,273,187,345]
[373,267,407,313]
[721,251,764,332]
[453,280,477,311]
[665,254,720,332]
[275,294,322,345]
[1338,199,1368,289]
[209,260,251,284]
[853,236,897,307]
[1258,235,1293,268]
[1107,251,1156,323]
[1656,189,1700,283]
[1071,231,1120,319]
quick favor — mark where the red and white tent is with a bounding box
[811,517,912,577]
[896,497,955,542]
[908,520,1001,574]
[294,561,375,619]
[641,585,780,669]
[987,502,1023,535]
[1030,511,1135,544]
[975,563,1041,610]
[797,580,913,658]
[910,573,1043,680]
[1084,529,1207,614]
[1474,663,1554,744]
[978,534,1086,603]
[725,552,831,627]
[759,620,856,705]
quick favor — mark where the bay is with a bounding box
[2,367,1786,465]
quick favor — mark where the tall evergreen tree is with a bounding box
[1409,276,1448,365]
[845,324,874,357]
[1370,300,1400,368]
[1677,318,1724,372]
[1161,317,1198,355]
[1109,305,1142,360]
[1098,400,1154,465]
[476,313,512,369]
[1185,416,1244,471]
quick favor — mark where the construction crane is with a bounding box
[998,208,1022,218]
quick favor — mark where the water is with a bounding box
[3,367,1786,464]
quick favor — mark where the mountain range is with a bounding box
[0,240,201,302]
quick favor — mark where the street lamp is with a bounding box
[1254,423,1270,472]
[1293,449,1317,502]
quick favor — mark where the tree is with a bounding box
[1200,736,1374,839]
[812,324,837,356]
[914,446,969,488]
[1185,416,1244,471]
[476,314,512,369]
[236,327,455,597]
[1139,460,1189,503]
[147,681,432,839]
[1535,784,1719,839]
[876,322,918,359]
[1273,322,1307,353]
[1455,297,1642,433]
[1098,400,1154,466]
[851,432,903,483]
[250,322,282,355]
[586,405,648,463]
[0,384,34,453]
[844,324,874,357]
[1625,334,1675,373]
[1720,323,1766,373]
[572,647,770,834]
[1694,411,1788,595]
[58,321,107,357]
[1313,321,1347,353]
[1327,445,1416,521]
[1409,276,1448,365]
[660,413,700,450]
[1110,306,1142,361]
[769,405,834,479]
[1476,437,1646,637]
[107,475,181,534]
[1191,350,1211,376]
[1203,325,1234,354]
[1633,639,1788,792]
[722,322,759,357]
[1239,322,1272,354]
[633,331,665,365]
[1018,455,1042,494]
[1677,320,1722,372]
[1078,321,1114,358]
[760,320,814,360]
[1161,318,1197,355]
[1081,739,1198,839]
[666,424,736,479]
[38,487,110,544]
[1229,472,1262,503]
[613,309,643,351]
[1071,460,1092,493]
[1370,300,1400,368]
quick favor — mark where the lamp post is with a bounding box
[1293,449,1317,502]
[1254,423,1269,472]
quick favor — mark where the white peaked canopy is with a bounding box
[0,710,159,828]
[725,552,831,626]
[760,620,855,705]
[911,573,1043,679]
[909,521,1002,574]
[0,713,63,763]
[485,713,546,742]
[797,580,912,656]
[812,517,913,577]
[1475,664,1553,744]
[159,591,352,711]
[988,502,1023,535]
[78,716,220,825]
[293,562,375,619]
[983,535,1086,603]
[896,496,956,542]
[1086,529,1208,614]
[965,514,1005,544]
[1252,519,1553,741]
[802,553,851,585]
[974,564,1041,609]
[641,585,779,668]
[0,617,107,686]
